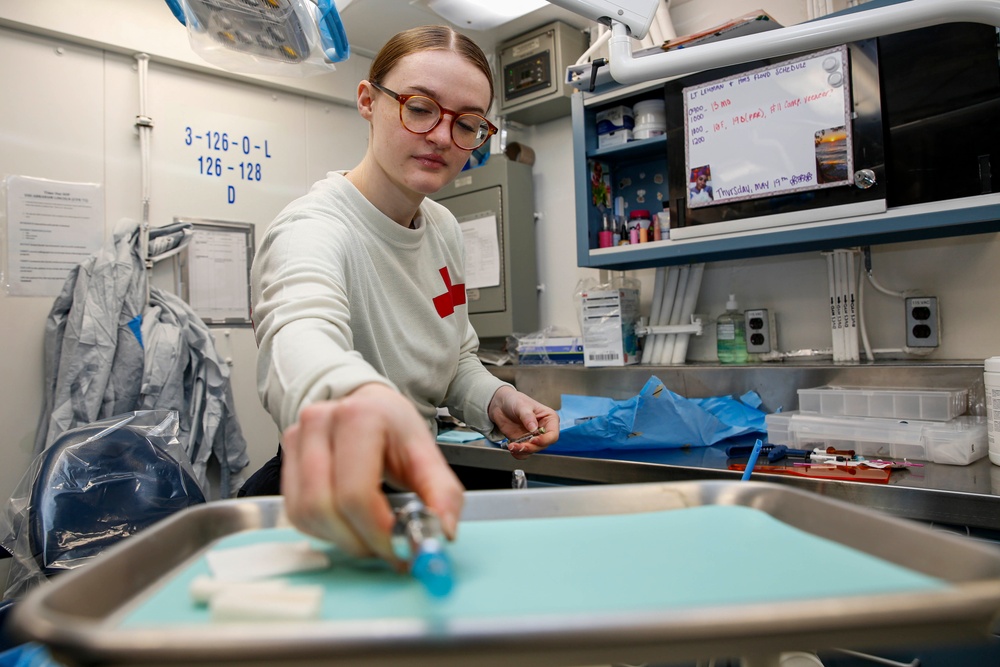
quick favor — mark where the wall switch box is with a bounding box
[498,21,588,125]
[905,296,939,347]
[745,308,775,354]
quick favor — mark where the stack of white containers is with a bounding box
[632,99,666,140]
[765,386,986,465]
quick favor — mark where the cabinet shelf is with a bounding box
[572,80,1000,270]
[587,135,666,160]
[581,192,1000,271]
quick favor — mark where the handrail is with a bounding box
[607,0,1000,85]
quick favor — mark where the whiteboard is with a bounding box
[683,46,853,209]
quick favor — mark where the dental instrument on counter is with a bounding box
[729,444,864,464]
[512,469,527,489]
[727,443,811,463]
[498,427,546,449]
[864,459,924,469]
[728,462,892,483]
[391,500,453,598]
[793,458,924,470]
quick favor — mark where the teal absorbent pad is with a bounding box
[122,504,947,627]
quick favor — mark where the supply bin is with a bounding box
[796,385,968,421]
[766,411,987,465]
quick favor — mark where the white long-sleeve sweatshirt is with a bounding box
[251,172,508,435]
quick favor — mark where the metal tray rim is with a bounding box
[12,481,1000,666]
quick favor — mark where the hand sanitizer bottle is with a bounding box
[717,294,748,364]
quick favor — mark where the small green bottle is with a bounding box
[716,294,748,364]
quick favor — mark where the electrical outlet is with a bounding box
[905,296,939,347]
[745,308,775,354]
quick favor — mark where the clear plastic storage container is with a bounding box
[765,411,987,465]
[796,385,968,421]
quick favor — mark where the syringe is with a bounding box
[391,499,453,598]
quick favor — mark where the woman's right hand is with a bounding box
[279,383,465,565]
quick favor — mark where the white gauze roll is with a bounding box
[209,584,324,622]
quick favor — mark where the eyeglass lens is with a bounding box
[400,96,491,150]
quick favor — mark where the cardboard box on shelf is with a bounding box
[516,336,585,365]
[581,288,640,367]
[595,105,634,149]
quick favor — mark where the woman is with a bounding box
[689,168,714,204]
[245,25,559,566]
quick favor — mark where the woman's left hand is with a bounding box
[487,386,560,460]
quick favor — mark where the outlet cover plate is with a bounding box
[905,296,939,347]
[745,308,773,354]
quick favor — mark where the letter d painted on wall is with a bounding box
[228,186,236,204]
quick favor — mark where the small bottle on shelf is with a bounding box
[630,209,651,243]
[657,205,671,241]
[598,212,613,248]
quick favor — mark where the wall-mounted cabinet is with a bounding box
[572,20,1000,271]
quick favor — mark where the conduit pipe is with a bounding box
[670,263,704,364]
[641,267,667,364]
[655,0,676,41]
[650,267,679,363]
[658,264,689,364]
[135,53,153,306]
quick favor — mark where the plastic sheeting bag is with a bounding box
[549,376,767,452]
[0,644,56,667]
[0,411,206,598]
[163,0,351,77]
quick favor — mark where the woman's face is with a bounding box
[365,50,492,197]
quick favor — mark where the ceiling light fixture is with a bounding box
[421,0,549,31]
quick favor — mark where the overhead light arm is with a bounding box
[549,0,1000,86]
[544,0,659,38]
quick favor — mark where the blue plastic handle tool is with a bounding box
[763,445,810,462]
[726,443,810,462]
[741,439,764,481]
[765,445,788,462]
[317,0,350,63]
[727,443,777,457]
[163,0,186,25]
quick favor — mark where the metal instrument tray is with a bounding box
[11,481,1000,667]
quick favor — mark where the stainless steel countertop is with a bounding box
[440,438,1000,533]
[464,361,1000,533]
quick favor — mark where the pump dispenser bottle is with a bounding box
[716,294,748,364]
